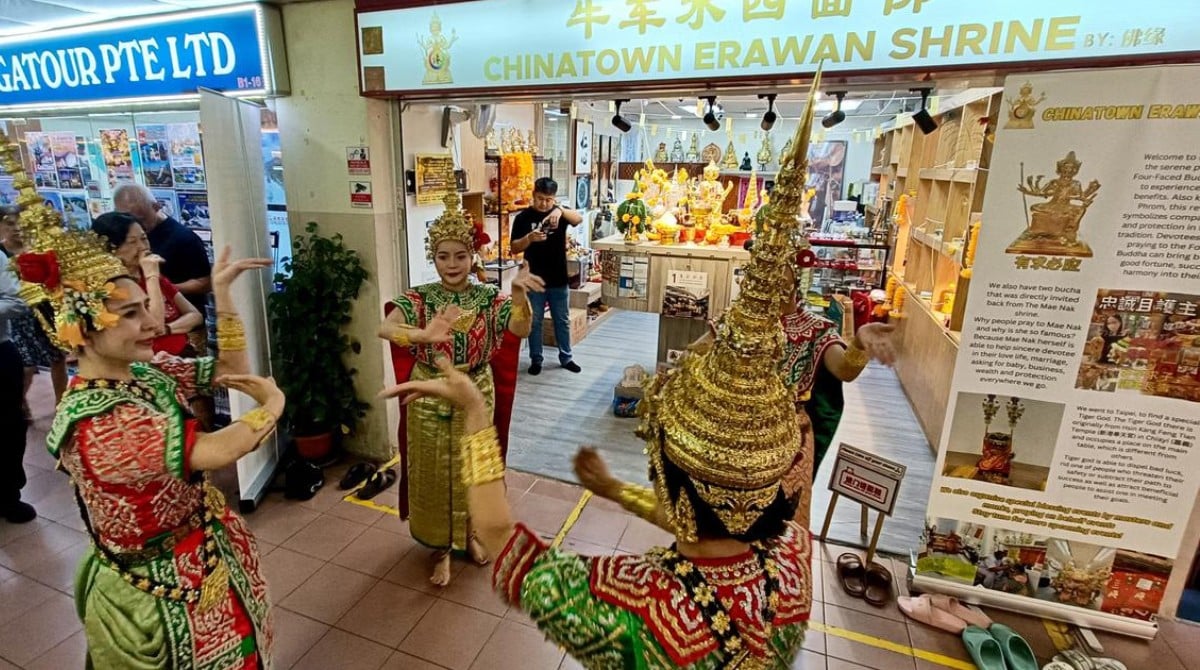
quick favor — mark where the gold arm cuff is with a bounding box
[217,315,247,352]
[842,343,868,369]
[511,299,532,322]
[617,484,660,525]
[462,425,505,487]
[238,407,276,432]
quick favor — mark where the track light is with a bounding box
[702,96,720,131]
[611,99,632,132]
[911,89,938,134]
[758,93,777,131]
[822,92,846,128]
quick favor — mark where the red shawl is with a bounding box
[383,302,520,519]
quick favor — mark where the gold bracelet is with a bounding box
[389,328,413,347]
[461,425,505,487]
[842,343,868,369]
[238,407,276,431]
[217,315,246,352]
[617,484,660,525]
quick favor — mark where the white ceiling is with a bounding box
[0,0,310,37]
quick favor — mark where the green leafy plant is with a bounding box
[268,222,369,438]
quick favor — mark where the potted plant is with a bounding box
[268,222,369,461]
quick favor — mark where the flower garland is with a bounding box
[500,152,534,210]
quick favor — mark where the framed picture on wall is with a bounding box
[574,120,593,175]
[575,174,591,210]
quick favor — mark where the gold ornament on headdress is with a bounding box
[0,132,128,349]
[425,192,478,260]
[637,69,824,541]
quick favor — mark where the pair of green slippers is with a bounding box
[963,623,1038,670]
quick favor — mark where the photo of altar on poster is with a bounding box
[915,65,1200,635]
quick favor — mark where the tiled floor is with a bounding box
[4,377,1200,669]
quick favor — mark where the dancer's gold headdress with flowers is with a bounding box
[637,70,823,542]
[426,192,489,260]
[0,133,128,349]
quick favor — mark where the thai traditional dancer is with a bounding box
[2,135,279,670]
[381,74,828,668]
[379,192,542,586]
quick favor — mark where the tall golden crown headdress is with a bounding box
[425,191,486,260]
[637,69,823,542]
[0,133,128,349]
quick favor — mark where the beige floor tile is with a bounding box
[383,546,467,595]
[503,605,537,629]
[331,526,418,578]
[282,514,369,561]
[0,517,48,550]
[25,630,87,670]
[398,600,501,669]
[371,513,410,535]
[262,546,325,601]
[0,574,56,626]
[382,651,450,669]
[504,470,538,495]
[822,604,916,670]
[904,619,972,663]
[335,580,436,648]
[617,517,672,554]
[326,497,389,526]
[242,501,321,545]
[825,658,875,670]
[270,607,330,669]
[791,648,828,669]
[0,522,87,573]
[0,591,81,665]
[280,562,378,625]
[511,493,579,536]
[292,629,392,670]
[23,537,86,594]
[469,619,564,670]
[441,561,508,617]
[527,477,585,503]
[1084,627,1187,670]
[565,505,629,547]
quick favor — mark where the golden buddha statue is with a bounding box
[654,142,669,163]
[692,161,733,231]
[1007,151,1098,257]
[721,140,738,169]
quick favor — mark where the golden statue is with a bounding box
[691,161,733,231]
[685,133,700,162]
[654,142,669,163]
[756,133,773,169]
[721,140,738,169]
[485,129,498,154]
[1005,81,1045,130]
[526,129,539,156]
[670,137,684,162]
[1007,151,1098,257]
[418,12,457,85]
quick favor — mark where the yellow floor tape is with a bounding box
[341,484,985,670]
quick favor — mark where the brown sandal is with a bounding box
[863,563,894,606]
[837,553,867,597]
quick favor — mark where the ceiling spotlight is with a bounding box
[611,99,632,133]
[758,93,777,131]
[822,92,847,128]
[702,96,721,131]
[911,88,938,134]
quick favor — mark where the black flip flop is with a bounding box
[864,563,894,607]
[837,553,867,598]
[339,462,377,490]
[356,468,397,500]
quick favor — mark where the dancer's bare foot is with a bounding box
[430,552,452,587]
[468,534,490,566]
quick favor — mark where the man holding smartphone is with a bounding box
[510,178,584,375]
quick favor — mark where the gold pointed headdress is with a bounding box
[0,133,128,349]
[426,192,487,260]
[638,69,823,541]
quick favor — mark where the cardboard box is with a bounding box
[570,282,602,309]
[542,307,588,347]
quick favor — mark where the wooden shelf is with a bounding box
[918,167,980,184]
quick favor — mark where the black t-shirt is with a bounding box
[147,216,212,314]
[511,206,569,288]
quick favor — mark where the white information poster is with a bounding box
[915,65,1200,638]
